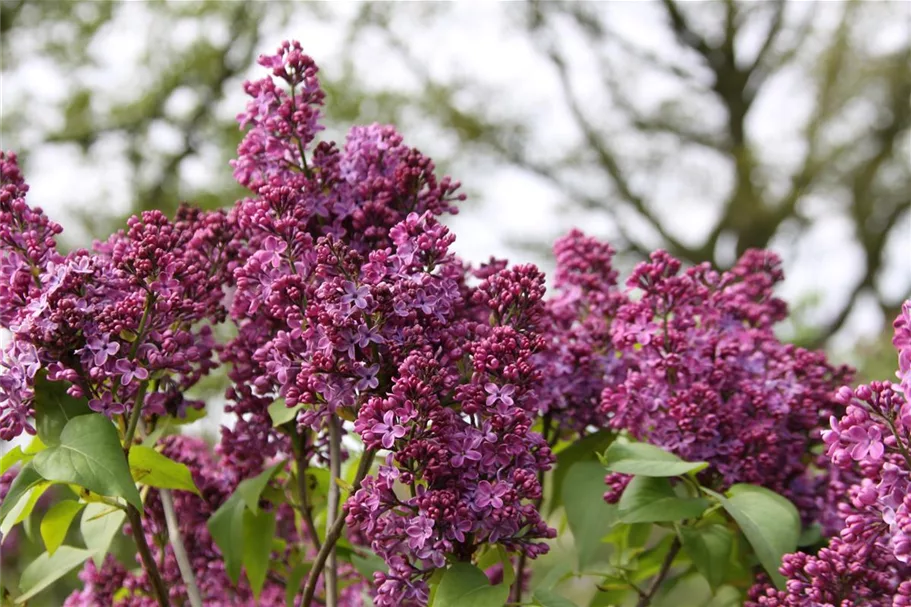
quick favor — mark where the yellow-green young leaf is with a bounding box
[208,493,245,584]
[32,414,142,511]
[16,546,95,604]
[23,436,47,455]
[1,480,52,535]
[432,563,509,607]
[268,400,304,427]
[1,445,29,474]
[242,509,275,598]
[534,588,580,607]
[80,503,126,567]
[128,445,200,496]
[0,463,44,522]
[237,460,285,514]
[40,500,85,555]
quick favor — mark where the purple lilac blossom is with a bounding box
[747,303,911,606]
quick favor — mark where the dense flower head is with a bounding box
[537,230,628,434]
[221,40,550,607]
[0,174,239,439]
[598,248,851,521]
[748,302,911,606]
[348,265,555,606]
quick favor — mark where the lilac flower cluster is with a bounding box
[593,247,850,521]
[347,264,555,606]
[537,229,628,435]
[747,302,911,606]
[0,150,238,439]
[220,41,464,481]
[220,42,553,606]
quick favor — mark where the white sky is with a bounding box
[1,1,909,358]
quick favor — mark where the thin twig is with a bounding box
[635,537,681,607]
[126,504,171,607]
[295,429,322,551]
[325,417,342,607]
[301,449,376,607]
[160,489,203,607]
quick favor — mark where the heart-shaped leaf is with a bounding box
[208,492,246,584]
[1,480,52,535]
[563,461,617,569]
[268,400,304,427]
[33,373,91,446]
[550,430,615,513]
[705,484,799,590]
[678,523,733,590]
[604,442,708,477]
[243,508,275,598]
[32,414,142,511]
[432,562,510,607]
[237,460,286,514]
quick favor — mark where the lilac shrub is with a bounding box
[0,37,886,607]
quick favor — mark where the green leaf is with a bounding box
[797,523,823,547]
[80,503,126,567]
[563,461,617,570]
[351,551,387,579]
[268,400,304,427]
[1,479,52,535]
[474,545,515,587]
[237,460,286,514]
[128,445,200,495]
[16,546,95,603]
[33,373,92,446]
[550,430,615,513]
[706,484,800,590]
[534,588,580,607]
[0,462,44,522]
[603,442,708,477]
[433,563,510,607]
[23,436,47,455]
[208,492,245,584]
[242,509,275,599]
[32,414,142,511]
[40,500,85,555]
[617,476,708,524]
[1,445,29,474]
[678,524,733,591]
[286,562,312,607]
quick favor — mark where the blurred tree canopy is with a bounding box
[1,0,908,348]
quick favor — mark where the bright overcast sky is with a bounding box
[2,1,909,357]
